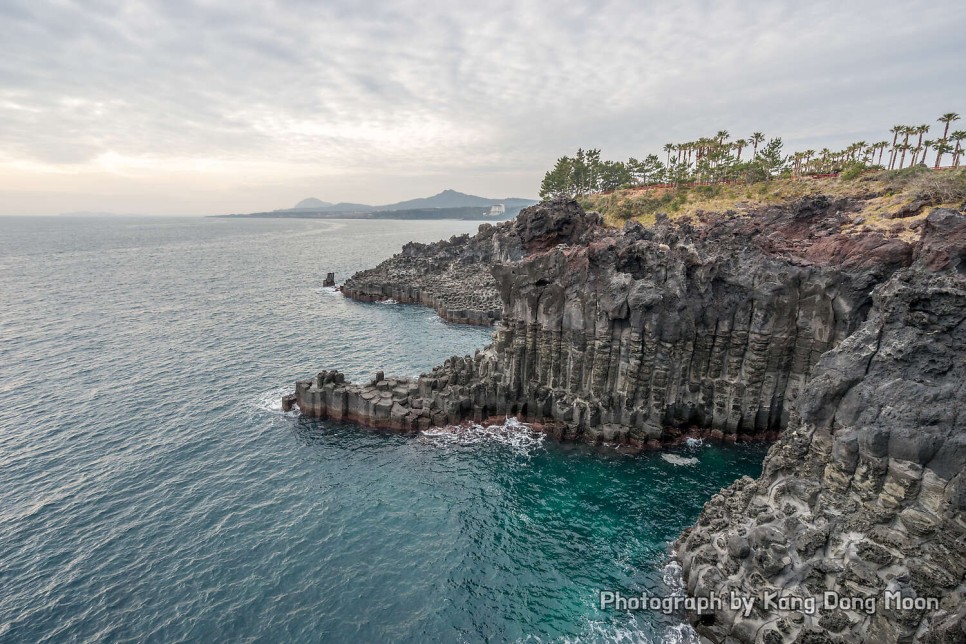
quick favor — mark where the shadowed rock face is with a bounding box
[676,210,966,643]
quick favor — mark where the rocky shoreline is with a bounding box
[339,229,504,326]
[286,198,965,641]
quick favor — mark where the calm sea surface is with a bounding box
[0,216,766,643]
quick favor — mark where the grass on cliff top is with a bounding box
[580,167,966,242]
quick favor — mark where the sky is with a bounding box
[1,0,964,215]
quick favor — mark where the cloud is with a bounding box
[0,0,964,214]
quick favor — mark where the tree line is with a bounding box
[540,112,964,199]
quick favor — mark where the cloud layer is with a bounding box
[1,0,964,214]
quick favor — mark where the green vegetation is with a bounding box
[580,167,966,233]
[539,112,964,200]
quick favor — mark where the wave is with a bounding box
[376,298,398,305]
[418,417,544,455]
[685,437,703,448]
[253,387,301,417]
[661,560,701,643]
[661,454,699,466]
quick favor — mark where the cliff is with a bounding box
[675,210,966,642]
[293,197,918,444]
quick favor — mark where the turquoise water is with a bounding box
[0,216,767,642]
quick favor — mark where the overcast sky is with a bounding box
[1,0,964,215]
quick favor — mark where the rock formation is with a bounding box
[676,210,966,643]
[340,229,503,325]
[289,199,965,640]
[295,198,915,444]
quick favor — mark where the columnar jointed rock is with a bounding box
[676,210,966,643]
[293,198,919,445]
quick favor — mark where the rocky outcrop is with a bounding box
[340,200,604,325]
[293,198,920,444]
[676,210,966,643]
[290,201,965,640]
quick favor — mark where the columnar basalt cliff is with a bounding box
[292,198,913,444]
[676,210,966,643]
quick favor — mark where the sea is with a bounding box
[0,216,767,643]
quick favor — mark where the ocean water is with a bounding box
[0,216,767,643]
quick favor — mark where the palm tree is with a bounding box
[937,112,961,144]
[803,149,815,174]
[663,143,674,168]
[876,141,889,166]
[733,138,748,161]
[920,140,933,166]
[888,125,904,169]
[932,141,953,169]
[716,130,730,146]
[750,132,765,157]
[909,125,929,165]
[951,130,966,168]
[898,141,911,169]
[897,127,915,169]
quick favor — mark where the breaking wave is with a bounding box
[418,417,545,455]
[660,559,701,643]
[253,387,300,417]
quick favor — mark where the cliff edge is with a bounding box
[675,210,966,643]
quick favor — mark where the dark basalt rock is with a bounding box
[339,200,604,325]
[676,209,966,643]
[292,199,931,444]
[289,201,965,640]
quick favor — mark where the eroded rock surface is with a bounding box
[340,201,604,325]
[676,210,966,643]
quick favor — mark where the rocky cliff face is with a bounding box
[288,200,964,640]
[301,198,913,443]
[675,210,966,643]
[340,201,604,325]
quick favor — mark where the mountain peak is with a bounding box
[293,197,333,210]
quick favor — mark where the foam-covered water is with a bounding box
[419,417,546,455]
[0,216,767,642]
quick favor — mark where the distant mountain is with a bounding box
[292,197,333,210]
[277,200,373,214]
[380,189,495,210]
[379,189,537,211]
[219,189,538,220]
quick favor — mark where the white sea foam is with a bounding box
[376,298,397,305]
[418,417,544,455]
[685,437,703,448]
[661,454,699,466]
[661,559,701,643]
[254,387,301,417]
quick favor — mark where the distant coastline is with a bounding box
[214,205,527,221]
[213,188,537,221]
